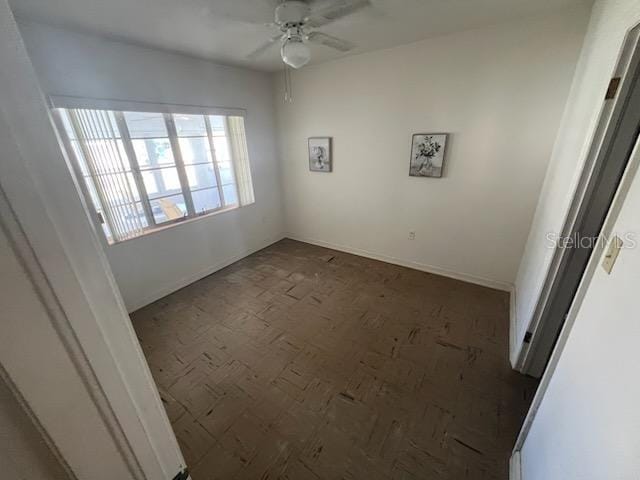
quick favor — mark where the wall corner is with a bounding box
[509,285,521,369]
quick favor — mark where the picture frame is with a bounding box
[409,133,448,178]
[308,137,332,172]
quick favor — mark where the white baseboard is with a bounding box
[510,451,522,480]
[284,233,513,292]
[126,233,286,312]
[127,232,516,318]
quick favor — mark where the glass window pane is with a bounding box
[218,161,235,184]
[179,137,211,165]
[161,168,182,192]
[186,163,217,190]
[141,170,158,197]
[209,115,225,135]
[192,188,221,213]
[124,111,168,138]
[213,137,230,162]
[174,114,206,137]
[142,167,182,199]
[132,139,175,168]
[150,194,186,224]
[222,184,238,206]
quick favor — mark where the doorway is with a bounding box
[516,24,640,378]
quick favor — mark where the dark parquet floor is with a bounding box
[132,239,537,480]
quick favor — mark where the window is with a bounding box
[55,106,254,244]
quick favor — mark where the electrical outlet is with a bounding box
[408,231,416,240]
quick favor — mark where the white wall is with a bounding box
[513,0,640,359]
[18,21,285,311]
[0,372,69,480]
[274,7,590,292]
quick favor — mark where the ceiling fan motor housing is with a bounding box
[275,1,311,27]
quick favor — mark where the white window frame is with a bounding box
[50,96,253,245]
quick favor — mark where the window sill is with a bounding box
[106,202,252,247]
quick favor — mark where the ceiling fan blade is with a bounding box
[246,33,284,59]
[306,31,354,52]
[201,0,279,26]
[306,0,371,28]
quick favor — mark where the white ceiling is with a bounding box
[10,0,589,72]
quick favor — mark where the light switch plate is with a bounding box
[602,235,623,274]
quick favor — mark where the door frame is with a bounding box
[0,2,186,478]
[510,23,640,477]
[511,134,640,479]
[515,23,640,377]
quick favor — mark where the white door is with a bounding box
[0,2,186,478]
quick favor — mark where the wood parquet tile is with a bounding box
[131,239,537,479]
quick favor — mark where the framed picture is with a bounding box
[409,133,448,178]
[308,137,332,172]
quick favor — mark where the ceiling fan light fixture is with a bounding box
[281,38,311,69]
[246,0,367,69]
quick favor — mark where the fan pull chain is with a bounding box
[284,66,293,103]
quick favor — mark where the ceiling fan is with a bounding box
[247,0,371,69]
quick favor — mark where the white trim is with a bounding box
[106,205,240,247]
[0,4,184,477]
[0,325,76,479]
[49,94,246,117]
[130,230,514,317]
[509,451,522,480]
[511,115,640,471]
[0,160,146,478]
[284,233,513,292]
[511,23,640,470]
[126,233,286,312]
[509,285,519,368]
[514,21,640,374]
